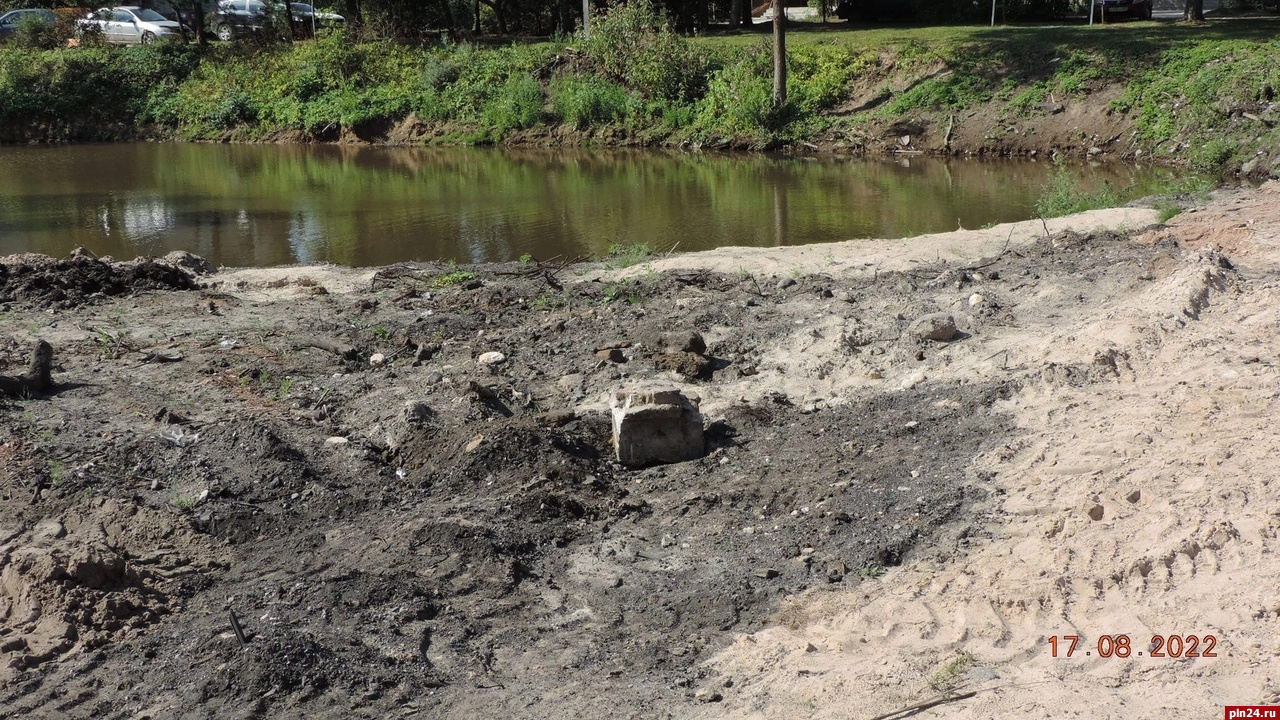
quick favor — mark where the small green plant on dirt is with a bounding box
[928,652,977,696]
[432,270,478,288]
[860,563,885,579]
[519,253,533,265]
[1155,203,1182,223]
[276,377,294,400]
[48,459,66,486]
[606,242,653,268]
[372,324,393,342]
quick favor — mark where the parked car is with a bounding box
[1090,0,1153,21]
[289,2,343,28]
[208,0,269,41]
[79,6,190,44]
[0,8,56,42]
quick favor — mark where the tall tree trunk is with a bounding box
[192,0,206,46]
[730,0,741,27]
[772,0,785,107]
[1182,0,1204,20]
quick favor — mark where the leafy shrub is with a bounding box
[482,74,544,132]
[692,51,780,140]
[551,75,634,128]
[1035,162,1120,218]
[585,0,708,102]
[12,13,59,50]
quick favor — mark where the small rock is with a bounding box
[968,293,986,306]
[477,351,505,366]
[415,342,440,361]
[325,436,349,446]
[694,688,723,703]
[805,642,819,653]
[777,277,796,290]
[1087,147,1103,157]
[660,534,676,548]
[1126,489,1141,503]
[898,134,911,147]
[653,352,711,380]
[646,330,706,354]
[369,353,386,367]
[907,313,959,342]
[899,371,926,390]
[754,568,779,579]
[1036,101,1065,114]
[867,370,883,379]
[1087,504,1105,521]
[464,434,485,453]
[596,348,626,363]
[425,370,443,384]
[32,520,65,543]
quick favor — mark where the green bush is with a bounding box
[483,74,544,132]
[1035,162,1121,218]
[551,75,634,128]
[692,51,780,141]
[585,0,708,102]
[12,13,59,50]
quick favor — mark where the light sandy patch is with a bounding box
[694,183,1280,719]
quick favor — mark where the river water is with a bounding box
[0,143,1179,267]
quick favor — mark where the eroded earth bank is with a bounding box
[2,184,1278,719]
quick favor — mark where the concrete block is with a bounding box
[610,387,704,467]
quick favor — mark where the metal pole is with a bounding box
[991,0,996,26]
[582,0,589,37]
[1089,0,1094,24]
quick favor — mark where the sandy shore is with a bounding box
[1,184,1276,718]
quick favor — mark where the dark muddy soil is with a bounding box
[0,226,1184,718]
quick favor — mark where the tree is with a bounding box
[771,0,785,107]
[1183,0,1204,21]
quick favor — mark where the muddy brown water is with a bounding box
[0,143,1175,267]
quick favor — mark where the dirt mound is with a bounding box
[0,255,197,309]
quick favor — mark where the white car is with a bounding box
[80,6,189,45]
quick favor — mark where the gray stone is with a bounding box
[645,330,706,354]
[754,568,779,579]
[1087,504,1105,521]
[907,313,959,342]
[1126,489,1141,503]
[1036,101,1065,114]
[695,688,723,703]
[611,387,704,467]
[776,277,796,290]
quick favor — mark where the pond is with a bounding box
[0,143,1181,267]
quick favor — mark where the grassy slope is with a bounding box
[0,18,1278,175]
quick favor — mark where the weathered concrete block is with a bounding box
[610,387,704,467]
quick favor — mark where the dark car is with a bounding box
[835,0,915,22]
[289,2,343,29]
[1091,0,1153,21]
[209,0,269,40]
[0,8,56,42]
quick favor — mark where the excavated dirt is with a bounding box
[0,186,1274,718]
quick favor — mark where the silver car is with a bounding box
[81,6,187,45]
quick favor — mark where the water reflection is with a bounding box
[0,143,1182,268]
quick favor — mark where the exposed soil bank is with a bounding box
[4,184,1278,717]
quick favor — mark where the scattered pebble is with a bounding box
[1087,504,1105,521]
[477,351,505,365]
